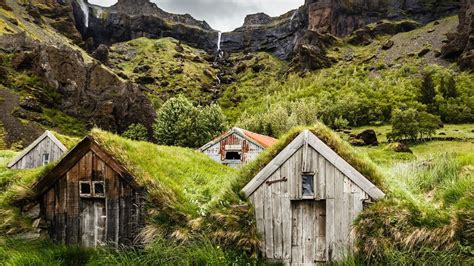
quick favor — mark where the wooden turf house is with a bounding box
[33,136,145,248]
[242,129,385,264]
[199,127,277,168]
[8,131,68,169]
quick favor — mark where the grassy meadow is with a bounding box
[0,124,472,265]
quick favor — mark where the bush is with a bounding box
[236,100,318,137]
[388,108,441,141]
[153,95,226,148]
[122,124,149,141]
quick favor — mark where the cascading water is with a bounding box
[290,11,297,21]
[217,31,222,51]
[216,31,224,58]
[78,0,90,28]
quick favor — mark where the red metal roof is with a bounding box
[241,129,277,148]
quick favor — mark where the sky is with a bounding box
[87,0,304,32]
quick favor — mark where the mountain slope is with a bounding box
[0,0,155,148]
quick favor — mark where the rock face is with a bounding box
[222,9,307,60]
[2,33,156,133]
[306,0,460,36]
[442,0,474,70]
[243,13,273,26]
[72,0,217,51]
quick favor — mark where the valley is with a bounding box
[0,0,472,264]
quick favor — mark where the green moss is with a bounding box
[42,108,87,137]
[237,122,386,192]
[91,128,237,216]
[109,37,218,107]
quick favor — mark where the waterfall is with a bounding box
[78,0,90,28]
[217,31,222,51]
[290,11,297,21]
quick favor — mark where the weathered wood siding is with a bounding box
[249,146,370,264]
[10,136,65,169]
[202,133,264,168]
[40,150,145,247]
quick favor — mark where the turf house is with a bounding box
[28,129,236,248]
[8,131,68,170]
[199,127,277,168]
[242,129,385,263]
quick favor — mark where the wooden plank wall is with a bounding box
[41,150,144,247]
[11,136,65,169]
[250,146,370,263]
[202,133,264,168]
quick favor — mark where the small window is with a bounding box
[225,151,241,160]
[302,173,314,197]
[42,153,50,166]
[80,181,91,197]
[93,181,105,197]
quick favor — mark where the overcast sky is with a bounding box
[88,0,304,32]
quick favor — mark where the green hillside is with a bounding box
[0,0,472,265]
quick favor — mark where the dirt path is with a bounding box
[0,87,41,148]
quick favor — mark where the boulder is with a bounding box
[135,76,155,85]
[390,142,413,153]
[19,97,42,113]
[382,40,395,50]
[351,129,379,146]
[133,65,151,73]
[418,48,431,57]
[252,64,265,73]
[92,44,109,63]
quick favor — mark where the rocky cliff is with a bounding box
[221,9,306,60]
[72,0,217,51]
[0,33,156,133]
[442,0,473,70]
[306,0,460,36]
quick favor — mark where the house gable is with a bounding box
[199,127,275,152]
[33,137,140,196]
[8,131,68,169]
[241,130,385,200]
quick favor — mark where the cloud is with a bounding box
[87,0,303,32]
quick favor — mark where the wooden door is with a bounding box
[80,199,106,247]
[291,200,326,264]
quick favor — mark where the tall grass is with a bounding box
[0,237,265,266]
[354,153,474,264]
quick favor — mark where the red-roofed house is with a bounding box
[199,128,277,168]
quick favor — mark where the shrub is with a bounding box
[153,95,225,148]
[122,123,149,141]
[388,108,441,141]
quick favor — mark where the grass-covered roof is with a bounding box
[237,122,386,193]
[90,129,237,217]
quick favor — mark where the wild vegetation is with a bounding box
[0,1,472,265]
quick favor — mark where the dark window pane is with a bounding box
[80,182,91,195]
[225,151,241,160]
[302,174,314,196]
[42,154,50,165]
[94,182,105,196]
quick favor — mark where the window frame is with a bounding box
[224,151,242,161]
[42,153,50,166]
[92,181,106,198]
[301,172,315,199]
[79,181,92,197]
